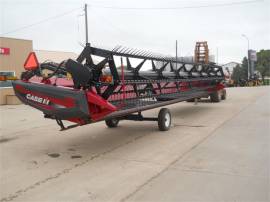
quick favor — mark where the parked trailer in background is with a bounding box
[12,44,226,131]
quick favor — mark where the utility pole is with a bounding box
[175,40,178,69]
[84,4,89,45]
[242,34,250,80]
[216,47,218,64]
[175,40,178,61]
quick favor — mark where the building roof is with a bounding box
[221,62,241,67]
[0,37,32,42]
[34,50,78,63]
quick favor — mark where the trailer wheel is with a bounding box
[186,98,195,102]
[105,118,119,128]
[158,108,171,131]
[221,89,227,100]
[210,91,221,103]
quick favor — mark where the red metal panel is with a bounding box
[0,47,10,55]
[86,91,117,121]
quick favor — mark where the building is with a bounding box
[221,62,241,76]
[35,50,77,63]
[0,37,33,105]
[0,37,78,105]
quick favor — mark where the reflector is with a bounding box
[0,75,7,81]
[100,75,112,83]
[24,52,39,71]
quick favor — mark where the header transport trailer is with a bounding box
[12,44,226,131]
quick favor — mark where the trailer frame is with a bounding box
[13,43,226,131]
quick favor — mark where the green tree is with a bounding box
[241,57,249,80]
[232,64,245,82]
[256,49,270,81]
[231,57,249,83]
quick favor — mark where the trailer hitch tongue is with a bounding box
[56,119,80,131]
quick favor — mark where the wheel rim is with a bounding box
[164,113,171,127]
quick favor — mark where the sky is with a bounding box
[0,0,269,64]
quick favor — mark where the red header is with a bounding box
[0,47,10,55]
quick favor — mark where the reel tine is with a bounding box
[144,51,151,57]
[136,50,143,56]
[130,48,137,55]
[140,50,147,56]
[120,47,128,53]
[148,53,153,58]
[118,46,124,53]
[137,50,143,56]
[114,45,121,53]
[139,50,145,56]
[134,49,141,55]
[119,46,126,53]
[144,52,150,57]
[123,47,130,54]
[126,48,134,55]
[126,48,130,54]
[112,45,118,52]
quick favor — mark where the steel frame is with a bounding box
[73,44,224,103]
[15,44,225,130]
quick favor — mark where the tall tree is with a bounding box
[231,57,249,82]
[256,49,270,81]
[241,57,249,80]
[232,64,245,83]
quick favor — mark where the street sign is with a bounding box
[248,50,257,62]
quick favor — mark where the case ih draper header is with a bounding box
[12,43,226,131]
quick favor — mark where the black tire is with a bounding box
[158,108,171,131]
[210,91,221,102]
[221,90,227,100]
[186,98,195,102]
[105,118,119,128]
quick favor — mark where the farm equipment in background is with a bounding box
[12,43,226,131]
[194,41,209,64]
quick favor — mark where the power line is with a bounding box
[1,0,264,37]
[90,0,263,10]
[0,7,83,36]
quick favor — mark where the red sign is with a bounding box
[0,47,10,55]
[24,52,39,71]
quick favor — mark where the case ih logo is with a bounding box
[0,47,10,55]
[26,94,50,105]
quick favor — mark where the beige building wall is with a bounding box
[35,50,77,63]
[0,37,79,105]
[0,37,33,105]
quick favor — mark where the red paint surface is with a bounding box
[0,47,10,55]
[24,52,39,70]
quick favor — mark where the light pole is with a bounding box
[241,34,250,80]
[84,4,89,45]
[216,47,218,64]
[176,40,178,62]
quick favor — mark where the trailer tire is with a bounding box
[221,89,227,100]
[186,98,195,102]
[210,91,221,103]
[158,108,171,131]
[105,118,119,128]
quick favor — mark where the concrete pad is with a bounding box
[128,169,268,202]
[0,86,269,202]
[128,88,270,202]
